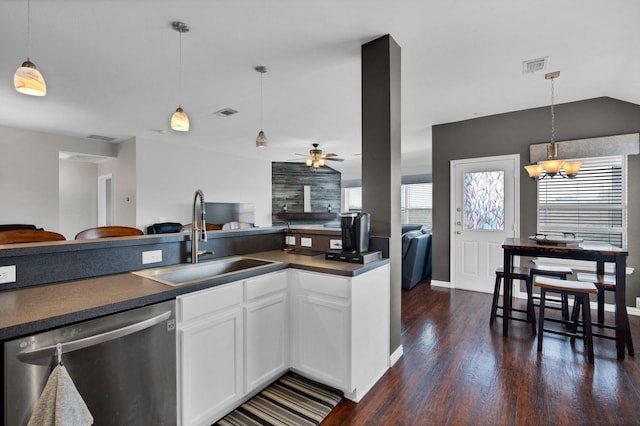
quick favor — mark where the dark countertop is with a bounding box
[0,250,389,341]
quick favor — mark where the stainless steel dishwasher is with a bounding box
[4,299,177,426]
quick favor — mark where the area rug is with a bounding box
[214,372,343,426]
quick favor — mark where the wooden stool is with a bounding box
[576,272,634,356]
[490,265,536,334]
[535,276,598,364]
[530,264,573,320]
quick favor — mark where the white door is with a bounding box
[450,155,519,293]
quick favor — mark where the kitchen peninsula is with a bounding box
[0,227,390,425]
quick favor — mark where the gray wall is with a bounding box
[432,97,640,306]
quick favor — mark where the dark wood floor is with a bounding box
[323,283,640,425]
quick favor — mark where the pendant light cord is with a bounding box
[550,77,555,145]
[178,29,182,105]
[260,71,264,130]
[26,0,31,59]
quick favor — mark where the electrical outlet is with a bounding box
[142,250,163,265]
[330,239,342,249]
[285,236,296,245]
[301,237,312,247]
[636,297,640,309]
[0,265,17,284]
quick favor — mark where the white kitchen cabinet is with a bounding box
[290,264,390,402]
[177,281,243,426]
[243,271,289,393]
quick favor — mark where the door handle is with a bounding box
[17,310,172,363]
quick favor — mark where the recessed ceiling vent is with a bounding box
[522,57,548,74]
[87,134,116,142]
[214,108,239,117]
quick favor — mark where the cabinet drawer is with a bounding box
[298,271,349,298]
[244,271,287,301]
[177,281,242,323]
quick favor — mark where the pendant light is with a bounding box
[255,66,268,148]
[14,0,46,96]
[170,21,190,132]
[524,71,582,180]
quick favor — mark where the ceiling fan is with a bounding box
[295,143,344,168]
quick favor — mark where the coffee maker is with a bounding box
[340,212,370,253]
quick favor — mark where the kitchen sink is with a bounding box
[132,256,280,287]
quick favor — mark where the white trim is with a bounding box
[430,280,451,289]
[389,345,403,367]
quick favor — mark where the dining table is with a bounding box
[502,237,631,360]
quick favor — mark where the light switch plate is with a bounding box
[301,237,312,247]
[142,250,163,265]
[285,236,296,245]
[0,265,17,284]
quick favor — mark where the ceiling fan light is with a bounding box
[171,106,189,132]
[305,159,312,167]
[14,60,46,96]
[256,130,267,148]
[319,158,325,167]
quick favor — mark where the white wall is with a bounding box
[98,138,137,227]
[0,127,65,232]
[135,137,272,229]
[59,160,98,239]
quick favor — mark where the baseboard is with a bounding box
[430,280,451,288]
[389,344,403,366]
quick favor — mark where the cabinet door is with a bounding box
[296,294,350,390]
[244,293,288,392]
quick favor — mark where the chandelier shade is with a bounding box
[524,71,582,180]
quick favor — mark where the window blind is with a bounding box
[537,155,626,247]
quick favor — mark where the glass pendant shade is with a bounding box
[524,164,544,179]
[14,59,46,96]
[562,161,583,178]
[305,159,312,167]
[540,159,564,176]
[171,106,189,132]
[256,130,267,148]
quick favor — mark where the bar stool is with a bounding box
[576,272,634,356]
[530,264,573,320]
[490,265,536,334]
[535,276,598,364]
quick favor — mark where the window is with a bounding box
[343,187,362,211]
[537,155,627,248]
[401,183,432,225]
[342,183,433,226]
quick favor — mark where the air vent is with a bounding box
[214,108,239,117]
[87,134,116,142]
[522,57,548,74]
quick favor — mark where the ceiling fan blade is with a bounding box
[325,157,344,162]
[321,153,339,158]
[294,153,308,157]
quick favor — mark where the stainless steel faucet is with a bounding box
[191,189,213,263]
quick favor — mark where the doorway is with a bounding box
[450,155,519,293]
[97,174,113,226]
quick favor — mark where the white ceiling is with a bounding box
[1,0,638,178]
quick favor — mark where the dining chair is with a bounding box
[535,276,597,364]
[0,229,66,244]
[75,226,143,240]
[179,223,222,232]
[576,272,634,356]
[490,265,536,334]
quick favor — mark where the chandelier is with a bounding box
[524,71,582,180]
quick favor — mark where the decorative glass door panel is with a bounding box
[463,171,505,231]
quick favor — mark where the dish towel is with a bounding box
[27,363,94,426]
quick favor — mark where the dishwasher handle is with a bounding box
[16,310,172,364]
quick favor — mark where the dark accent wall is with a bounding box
[362,35,402,354]
[432,97,640,306]
[271,162,341,225]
